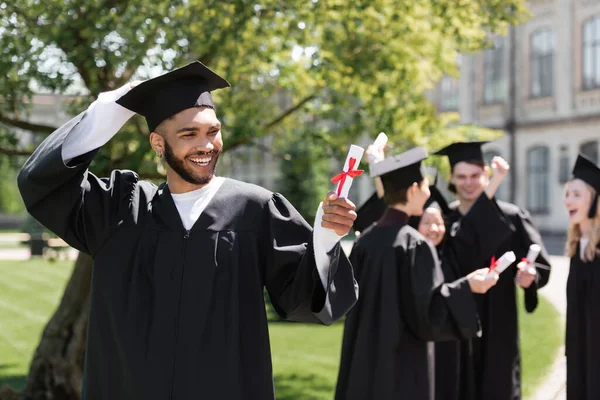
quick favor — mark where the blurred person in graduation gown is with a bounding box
[334,147,508,400]
[434,141,552,400]
[563,154,600,400]
[17,62,359,400]
[355,144,513,400]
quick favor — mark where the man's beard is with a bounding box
[163,141,220,186]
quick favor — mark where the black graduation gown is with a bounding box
[334,195,509,400]
[433,197,513,400]
[17,112,358,400]
[566,246,600,400]
[353,192,387,233]
[442,200,552,400]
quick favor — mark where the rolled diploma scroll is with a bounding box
[486,251,516,279]
[367,132,388,165]
[523,243,542,275]
[525,244,541,264]
[373,132,388,149]
[335,145,365,198]
[313,144,365,291]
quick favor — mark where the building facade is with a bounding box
[433,0,600,234]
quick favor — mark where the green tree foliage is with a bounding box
[278,131,332,224]
[0,156,24,214]
[1,0,529,173]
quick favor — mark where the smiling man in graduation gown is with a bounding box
[334,147,508,400]
[434,141,552,400]
[17,62,359,400]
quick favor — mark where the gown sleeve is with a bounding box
[262,193,358,326]
[513,207,552,313]
[399,236,480,341]
[17,112,138,256]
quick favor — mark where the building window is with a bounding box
[483,37,506,104]
[582,17,600,90]
[440,76,460,110]
[580,140,599,162]
[527,146,550,214]
[530,29,555,97]
[483,150,506,201]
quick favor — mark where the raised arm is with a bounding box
[17,84,138,255]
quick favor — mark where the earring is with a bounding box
[156,151,163,159]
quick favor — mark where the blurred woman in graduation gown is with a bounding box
[334,147,511,400]
[564,154,600,400]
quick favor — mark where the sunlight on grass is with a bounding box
[0,258,563,399]
[0,259,73,392]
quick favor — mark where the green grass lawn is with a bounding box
[519,289,565,398]
[0,259,73,393]
[0,259,563,399]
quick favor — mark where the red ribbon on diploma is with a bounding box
[488,256,499,273]
[331,157,364,197]
[521,257,529,264]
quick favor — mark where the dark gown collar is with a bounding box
[376,207,410,227]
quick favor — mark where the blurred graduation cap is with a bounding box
[424,177,451,215]
[370,147,428,193]
[408,176,451,229]
[355,147,452,232]
[354,192,386,233]
[434,141,489,169]
[572,153,600,218]
[116,61,231,132]
[354,180,451,233]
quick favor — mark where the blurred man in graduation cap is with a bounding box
[434,141,552,400]
[17,61,359,400]
[334,146,513,400]
[563,154,600,400]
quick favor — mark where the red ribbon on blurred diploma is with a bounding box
[331,157,364,197]
[488,256,499,273]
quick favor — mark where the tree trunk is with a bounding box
[0,252,93,400]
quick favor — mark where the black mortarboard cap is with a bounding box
[353,192,386,233]
[356,183,450,233]
[426,184,451,216]
[116,61,231,132]
[434,141,489,169]
[370,147,428,193]
[572,153,600,218]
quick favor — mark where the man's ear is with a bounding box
[149,132,165,157]
[407,182,418,202]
